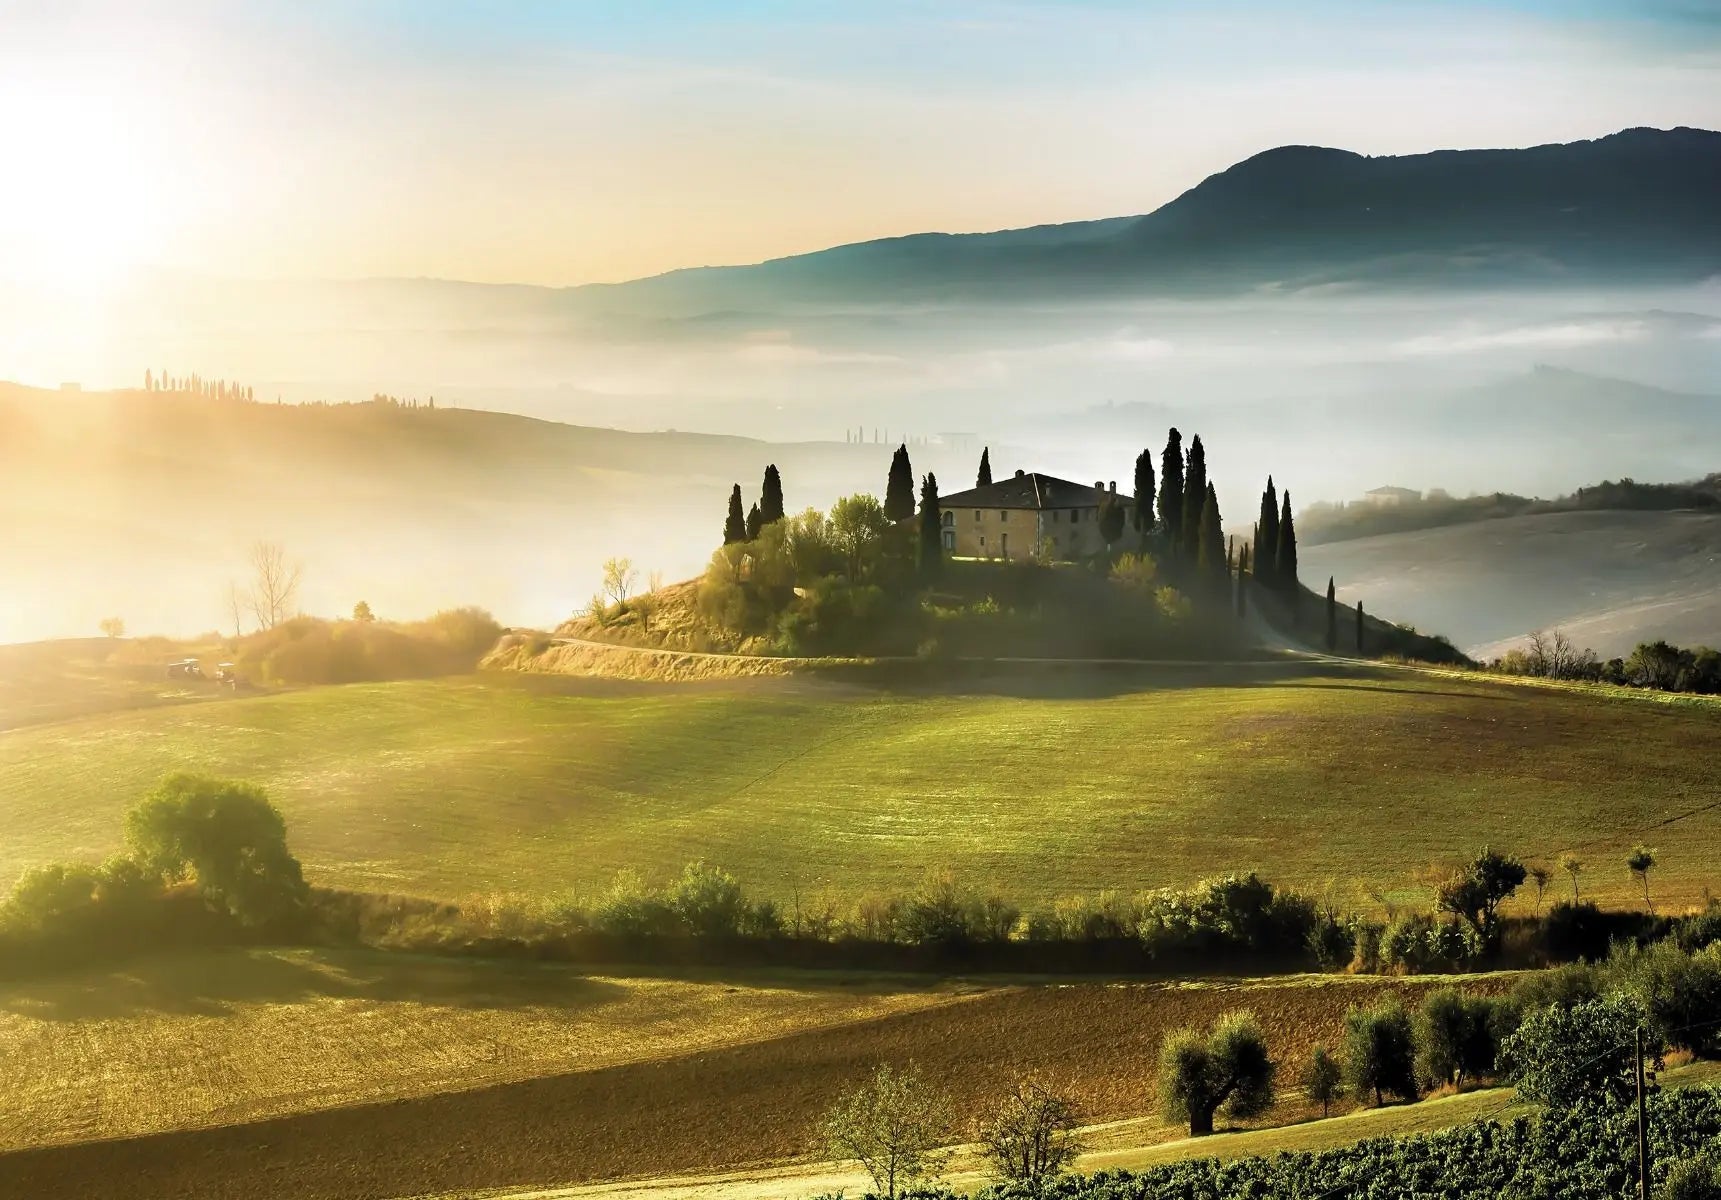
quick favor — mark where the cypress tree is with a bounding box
[723,484,746,544]
[1277,491,1298,592]
[1237,544,1251,618]
[1133,449,1155,535]
[1356,601,1365,654]
[1182,435,1207,558]
[917,473,943,578]
[1197,482,1224,588]
[1255,477,1278,584]
[1157,428,1184,553]
[885,444,915,522]
[977,447,993,488]
[1326,577,1337,651]
[746,501,763,541]
[760,464,784,524]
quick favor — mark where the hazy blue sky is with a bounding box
[2,0,1717,285]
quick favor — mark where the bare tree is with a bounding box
[632,570,665,633]
[601,557,637,609]
[822,1063,952,1200]
[975,1077,1084,1187]
[247,541,302,630]
[225,579,247,640]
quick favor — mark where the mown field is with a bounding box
[0,949,1489,1200]
[3,664,1721,910]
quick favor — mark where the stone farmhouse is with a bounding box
[935,470,1134,562]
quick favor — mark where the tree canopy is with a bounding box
[123,773,307,926]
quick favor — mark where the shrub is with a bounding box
[1544,900,1619,963]
[123,774,307,927]
[1138,873,1317,962]
[1661,1157,1721,1200]
[1609,939,1721,1057]
[590,869,679,938]
[1500,991,1650,1108]
[1381,913,1482,973]
[666,861,746,938]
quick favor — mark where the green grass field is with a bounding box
[2,664,1719,910]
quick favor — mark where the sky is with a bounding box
[1,0,1718,288]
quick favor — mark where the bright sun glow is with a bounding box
[0,76,175,293]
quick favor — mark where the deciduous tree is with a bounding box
[246,541,301,630]
[123,773,307,926]
[1628,844,1657,914]
[974,1077,1084,1187]
[822,1063,952,1200]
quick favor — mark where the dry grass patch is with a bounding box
[0,947,975,1152]
[0,970,1500,1200]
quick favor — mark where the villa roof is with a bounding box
[939,472,1121,511]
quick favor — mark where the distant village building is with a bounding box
[1361,485,1420,507]
[935,471,1132,561]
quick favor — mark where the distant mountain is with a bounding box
[574,127,1721,314]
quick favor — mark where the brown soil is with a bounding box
[0,974,1489,1200]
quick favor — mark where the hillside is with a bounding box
[0,384,966,643]
[566,126,1721,312]
[1302,509,1721,658]
[3,667,1719,912]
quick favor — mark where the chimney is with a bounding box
[1015,468,1025,478]
[1094,481,1103,491]
[1109,481,1117,493]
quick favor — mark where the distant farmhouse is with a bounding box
[1362,485,1420,507]
[936,470,1133,562]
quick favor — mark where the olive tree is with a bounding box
[974,1077,1084,1188]
[1301,1046,1344,1117]
[822,1063,952,1200]
[1499,992,1649,1107]
[1158,1010,1276,1136]
[1343,999,1419,1106]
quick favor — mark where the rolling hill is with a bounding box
[0,384,968,643]
[1302,508,1721,659]
[3,665,1719,913]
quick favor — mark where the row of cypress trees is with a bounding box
[722,463,786,544]
[1251,476,1299,594]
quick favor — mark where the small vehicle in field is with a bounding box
[166,658,205,680]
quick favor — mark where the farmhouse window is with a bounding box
[1070,508,1080,522]
[1000,510,1009,522]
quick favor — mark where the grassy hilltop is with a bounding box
[3,664,1718,912]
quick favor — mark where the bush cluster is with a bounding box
[239,607,503,685]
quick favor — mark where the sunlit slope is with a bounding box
[0,385,936,643]
[2,670,1718,910]
[1303,509,1721,658]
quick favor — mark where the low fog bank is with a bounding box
[1303,510,1721,659]
[3,282,1719,646]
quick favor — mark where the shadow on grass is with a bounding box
[0,946,628,1022]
